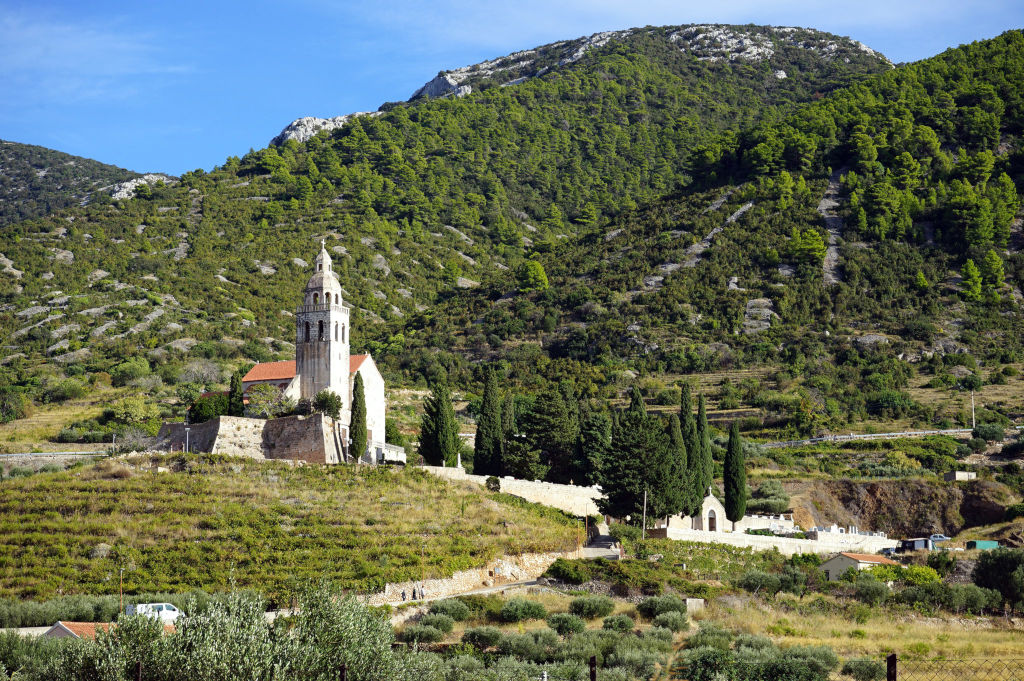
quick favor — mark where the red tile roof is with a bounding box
[54,621,111,639]
[839,552,899,565]
[243,360,296,382]
[243,355,370,382]
[350,354,369,373]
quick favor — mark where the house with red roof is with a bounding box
[819,552,901,581]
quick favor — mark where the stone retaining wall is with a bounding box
[364,550,572,606]
[649,526,897,556]
[422,466,602,516]
[156,414,343,463]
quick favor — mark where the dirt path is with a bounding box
[818,168,845,285]
[683,202,754,268]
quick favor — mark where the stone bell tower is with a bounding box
[295,240,351,410]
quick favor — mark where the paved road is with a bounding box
[582,523,620,560]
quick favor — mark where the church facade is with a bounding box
[242,241,394,462]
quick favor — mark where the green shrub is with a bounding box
[402,624,443,644]
[609,524,642,543]
[428,599,470,622]
[418,613,454,634]
[546,613,586,636]
[500,597,547,622]
[653,611,688,632]
[1006,503,1024,521]
[602,614,634,632]
[544,557,594,584]
[462,626,503,649]
[637,594,686,619]
[841,658,886,681]
[973,423,1006,442]
[686,623,734,651]
[854,576,889,606]
[684,646,734,681]
[738,569,782,595]
[568,595,614,619]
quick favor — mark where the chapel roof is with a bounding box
[243,356,371,383]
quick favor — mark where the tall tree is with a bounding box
[473,369,502,476]
[680,385,698,516]
[576,408,611,487]
[228,372,245,417]
[521,388,576,483]
[501,394,516,444]
[350,372,367,459]
[665,414,687,517]
[419,382,460,467]
[695,394,713,502]
[724,421,747,530]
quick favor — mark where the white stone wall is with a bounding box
[352,356,386,445]
[655,526,897,557]
[422,466,602,516]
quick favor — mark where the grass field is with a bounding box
[0,456,578,602]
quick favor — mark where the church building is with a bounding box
[242,241,389,458]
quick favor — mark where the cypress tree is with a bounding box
[521,387,576,483]
[665,413,687,516]
[695,394,713,503]
[228,372,245,417]
[473,369,502,475]
[501,394,516,438]
[350,372,367,459]
[680,385,699,515]
[577,409,611,487]
[419,382,460,467]
[724,421,747,530]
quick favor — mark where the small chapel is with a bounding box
[241,241,393,461]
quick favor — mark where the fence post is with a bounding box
[887,653,897,681]
[135,660,142,681]
[590,655,597,681]
[339,662,347,681]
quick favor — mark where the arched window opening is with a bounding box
[342,324,346,342]
[335,293,339,305]
[318,262,322,271]
[313,292,319,305]
[318,320,324,341]
[304,322,310,343]
[707,509,717,533]
[335,322,338,341]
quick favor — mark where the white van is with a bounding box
[125,602,181,623]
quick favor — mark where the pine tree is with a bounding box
[680,386,699,516]
[521,388,576,483]
[961,259,983,301]
[473,369,502,475]
[419,382,460,467]
[577,409,611,487]
[695,394,713,502]
[228,372,244,417]
[724,421,747,530]
[981,249,1005,290]
[350,372,367,459]
[501,394,516,441]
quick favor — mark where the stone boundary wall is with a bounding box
[650,526,897,557]
[156,419,223,454]
[421,466,602,516]
[156,415,341,463]
[364,550,573,606]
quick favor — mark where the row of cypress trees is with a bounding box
[418,372,748,528]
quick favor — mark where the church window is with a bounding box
[318,320,324,341]
[335,322,338,341]
[342,324,346,342]
[335,293,339,305]
[304,322,310,343]
[313,292,319,305]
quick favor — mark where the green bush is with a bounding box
[499,597,547,622]
[854,576,889,606]
[544,557,594,584]
[402,624,443,644]
[428,599,470,622]
[686,623,734,651]
[568,595,614,619]
[462,626,503,649]
[602,614,634,632]
[546,613,586,636]
[1006,503,1024,521]
[841,658,886,681]
[418,613,454,634]
[738,569,782,595]
[609,524,642,543]
[653,611,688,632]
[637,594,686,619]
[973,423,1006,442]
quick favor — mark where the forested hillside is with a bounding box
[0,26,1022,447]
[0,141,136,226]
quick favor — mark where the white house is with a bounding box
[819,552,900,581]
[659,487,796,533]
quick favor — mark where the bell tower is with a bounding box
[295,240,350,411]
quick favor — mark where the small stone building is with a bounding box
[660,487,796,533]
[819,552,899,581]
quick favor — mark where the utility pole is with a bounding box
[185,427,190,454]
[642,489,647,541]
[119,567,125,614]
[971,390,976,430]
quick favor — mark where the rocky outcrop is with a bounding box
[271,112,380,146]
[109,174,176,200]
[410,73,472,100]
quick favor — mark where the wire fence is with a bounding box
[893,657,1024,681]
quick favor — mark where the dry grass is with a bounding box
[0,386,127,452]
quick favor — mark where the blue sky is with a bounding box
[1,0,1021,174]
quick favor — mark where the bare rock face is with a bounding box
[410,73,472,100]
[109,174,176,200]
[271,112,379,146]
